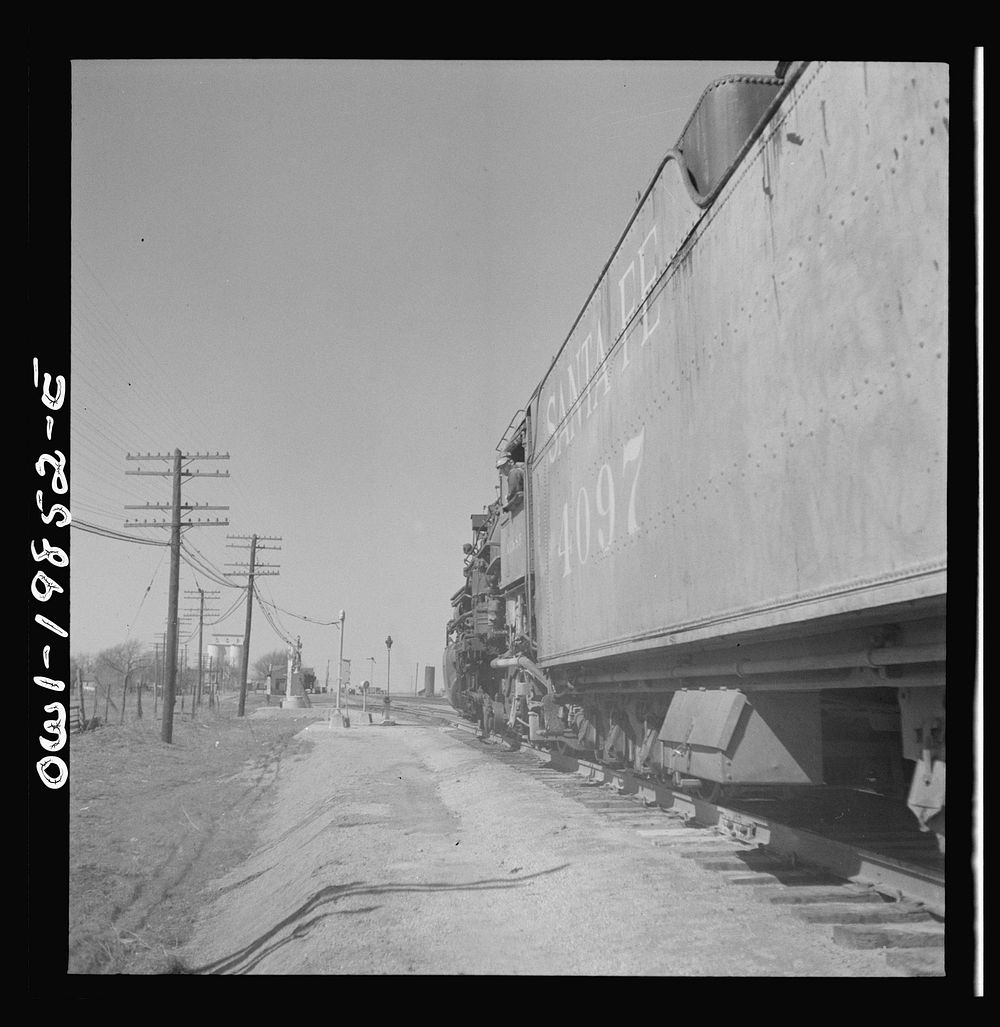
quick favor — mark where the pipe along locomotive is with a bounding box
[444,62,948,851]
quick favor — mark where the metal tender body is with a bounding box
[445,62,948,849]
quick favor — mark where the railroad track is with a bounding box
[388,697,945,977]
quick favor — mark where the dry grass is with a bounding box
[68,693,317,973]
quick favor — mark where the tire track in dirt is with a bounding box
[116,735,300,926]
[69,726,308,973]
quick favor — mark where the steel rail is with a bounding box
[545,753,945,917]
[384,698,945,916]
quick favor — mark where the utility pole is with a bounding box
[182,588,220,712]
[335,609,346,713]
[226,534,281,716]
[126,450,229,743]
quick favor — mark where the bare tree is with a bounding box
[253,649,288,680]
[96,639,147,725]
[132,654,155,720]
[252,649,288,697]
[94,667,113,723]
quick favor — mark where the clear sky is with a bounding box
[70,59,778,691]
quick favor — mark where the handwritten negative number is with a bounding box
[557,427,644,577]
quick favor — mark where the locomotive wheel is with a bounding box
[500,730,521,752]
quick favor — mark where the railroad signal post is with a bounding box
[382,635,394,725]
[363,657,375,718]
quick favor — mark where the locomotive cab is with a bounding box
[443,503,509,722]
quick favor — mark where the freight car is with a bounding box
[444,61,948,851]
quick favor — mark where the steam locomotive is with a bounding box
[444,62,948,850]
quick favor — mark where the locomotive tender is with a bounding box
[445,61,948,849]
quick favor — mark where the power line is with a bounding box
[72,519,170,546]
[255,583,292,640]
[254,583,296,647]
[126,549,168,639]
[182,537,243,588]
[180,539,242,590]
[253,590,342,626]
[207,589,248,627]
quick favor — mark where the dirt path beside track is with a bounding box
[173,710,901,976]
